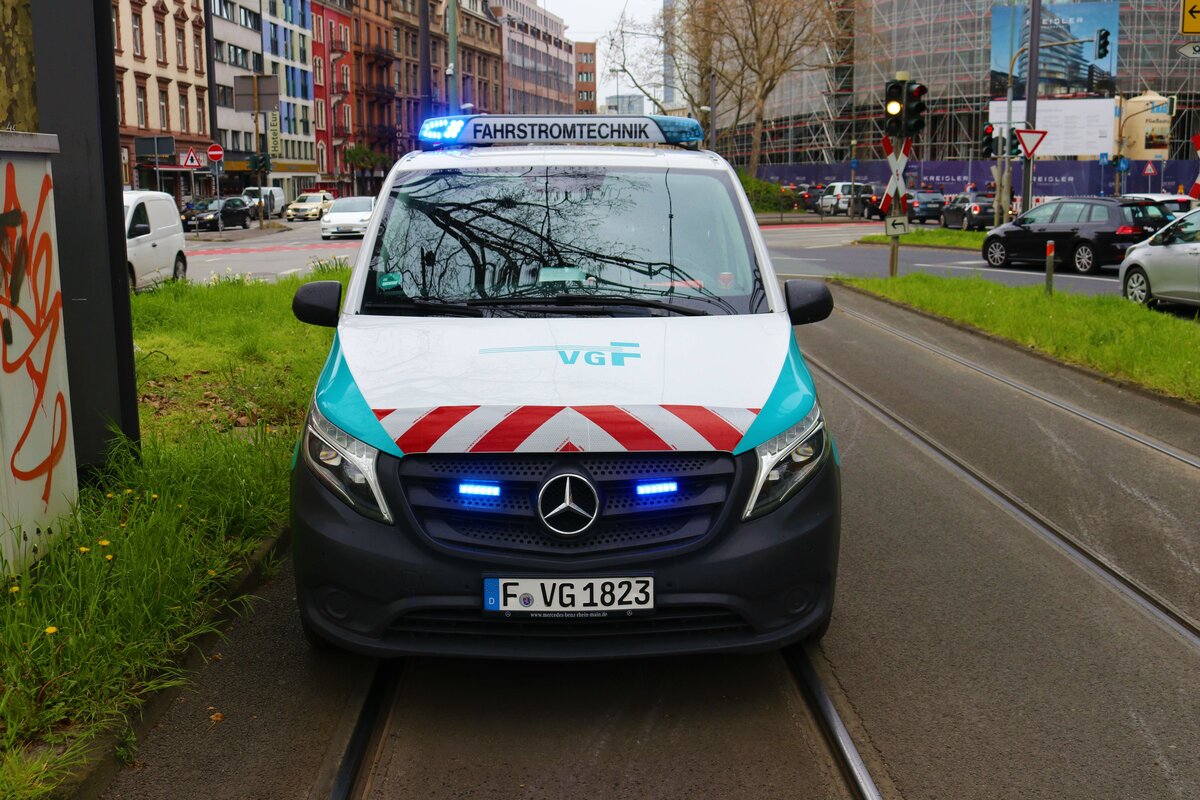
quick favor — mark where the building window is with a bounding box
[197,99,206,134]
[239,7,261,31]
[155,21,166,63]
[136,86,147,127]
[179,95,190,132]
[316,99,325,128]
[212,0,233,21]
[116,79,125,124]
[112,5,121,52]
[317,142,326,172]
[159,89,169,130]
[194,32,203,71]
[314,57,323,84]
[176,28,187,68]
[132,13,143,57]
[216,84,233,107]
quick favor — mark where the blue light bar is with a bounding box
[458,482,501,497]
[417,114,705,149]
[636,481,678,496]
[419,116,468,142]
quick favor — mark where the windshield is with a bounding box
[244,189,261,198]
[914,192,943,201]
[296,194,321,203]
[331,197,374,213]
[193,198,220,210]
[364,166,766,316]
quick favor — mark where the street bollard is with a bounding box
[1045,239,1055,296]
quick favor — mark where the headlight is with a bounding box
[743,402,828,519]
[302,404,393,523]
[201,213,215,220]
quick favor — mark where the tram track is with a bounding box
[833,305,1200,471]
[805,354,1200,651]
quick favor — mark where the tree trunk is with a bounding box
[747,94,767,177]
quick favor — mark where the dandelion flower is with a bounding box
[177,504,183,509]
[78,546,90,554]
[106,492,114,498]
[151,493,159,500]
[124,489,133,495]
[105,554,114,562]
[9,586,19,594]
[206,569,216,576]
[45,626,58,635]
[120,523,126,528]
[99,540,110,547]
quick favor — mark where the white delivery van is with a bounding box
[243,186,286,218]
[122,190,187,290]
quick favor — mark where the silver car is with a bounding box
[1119,209,1200,308]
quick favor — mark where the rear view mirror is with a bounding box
[293,280,343,327]
[128,222,150,238]
[783,279,833,326]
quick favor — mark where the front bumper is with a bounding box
[291,454,840,660]
[287,208,323,220]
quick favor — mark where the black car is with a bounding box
[857,185,889,220]
[798,183,825,213]
[906,191,945,224]
[941,191,996,231]
[981,197,1171,274]
[182,196,251,231]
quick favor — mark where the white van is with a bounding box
[243,186,286,218]
[122,191,187,290]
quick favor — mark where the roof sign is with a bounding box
[417,114,704,149]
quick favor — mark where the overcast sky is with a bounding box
[541,0,662,99]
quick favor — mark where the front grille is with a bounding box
[396,453,738,559]
[388,606,751,640]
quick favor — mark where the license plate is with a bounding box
[484,576,654,618]
[337,226,354,232]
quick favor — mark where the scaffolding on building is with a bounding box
[724,0,1200,169]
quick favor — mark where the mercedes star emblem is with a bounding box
[537,473,600,536]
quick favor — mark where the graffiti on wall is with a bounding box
[0,160,68,507]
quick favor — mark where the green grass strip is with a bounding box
[1,267,347,798]
[858,228,986,250]
[841,274,1200,404]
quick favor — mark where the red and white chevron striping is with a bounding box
[372,405,762,454]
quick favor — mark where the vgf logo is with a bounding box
[558,341,640,367]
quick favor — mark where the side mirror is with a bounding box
[293,280,343,327]
[128,222,150,238]
[783,279,833,326]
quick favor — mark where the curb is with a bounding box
[828,279,1200,416]
[56,528,293,800]
[854,239,978,251]
[186,225,293,243]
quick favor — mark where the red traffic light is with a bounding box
[984,124,994,135]
[909,83,928,99]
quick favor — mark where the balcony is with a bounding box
[359,83,398,100]
[331,80,351,97]
[333,123,352,141]
[330,38,350,57]
[356,42,393,63]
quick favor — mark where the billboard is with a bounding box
[991,2,1118,101]
[988,98,1116,156]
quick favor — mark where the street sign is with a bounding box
[885,215,910,236]
[1099,152,1108,163]
[878,136,912,214]
[1183,2,1200,35]
[849,158,859,169]
[268,111,282,157]
[1143,161,1158,177]
[1178,42,1200,58]
[207,143,224,162]
[181,147,200,168]
[1117,156,1130,173]
[1015,129,1048,160]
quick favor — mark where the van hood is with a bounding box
[316,312,816,456]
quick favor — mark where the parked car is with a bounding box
[941,191,996,231]
[243,186,286,218]
[1118,208,1200,308]
[320,195,376,239]
[122,190,187,289]
[1119,193,1196,219]
[181,196,251,231]
[286,191,336,221]
[981,197,1171,273]
[906,191,946,224]
[820,182,872,215]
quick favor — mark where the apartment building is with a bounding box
[112,0,212,197]
[574,40,596,114]
[262,0,318,198]
[210,0,265,192]
[312,0,354,192]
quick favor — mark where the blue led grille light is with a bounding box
[648,116,704,145]
[458,482,501,497]
[636,481,678,496]
[417,114,705,149]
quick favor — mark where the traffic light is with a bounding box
[904,81,928,137]
[883,79,904,136]
[1008,128,1021,157]
[258,153,272,174]
[980,123,995,157]
[247,153,259,173]
[1095,28,1110,60]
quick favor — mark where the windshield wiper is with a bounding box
[464,294,707,316]
[362,298,484,317]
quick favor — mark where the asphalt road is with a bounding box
[103,280,1200,800]
[185,218,1126,296]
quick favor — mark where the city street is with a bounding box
[101,283,1200,800]
[186,219,1126,297]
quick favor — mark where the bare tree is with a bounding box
[704,0,833,174]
